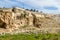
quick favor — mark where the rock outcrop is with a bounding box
[0,7,60,34]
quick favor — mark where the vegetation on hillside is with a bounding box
[26,9,39,12]
[0,33,60,40]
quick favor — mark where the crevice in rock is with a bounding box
[0,19,6,29]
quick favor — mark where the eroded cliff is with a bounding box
[0,7,60,35]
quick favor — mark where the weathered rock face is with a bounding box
[0,8,32,29]
[0,7,60,34]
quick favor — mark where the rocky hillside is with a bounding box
[0,7,60,35]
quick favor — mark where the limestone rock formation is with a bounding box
[0,7,60,34]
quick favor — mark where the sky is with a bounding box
[0,0,60,14]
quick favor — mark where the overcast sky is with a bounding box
[0,0,60,14]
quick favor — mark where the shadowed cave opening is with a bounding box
[0,22,6,29]
[0,19,6,29]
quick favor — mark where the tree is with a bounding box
[25,9,29,11]
[35,10,38,12]
[30,9,33,11]
[33,9,35,12]
[12,7,16,12]
[40,11,43,13]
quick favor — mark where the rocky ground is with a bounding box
[0,7,60,35]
